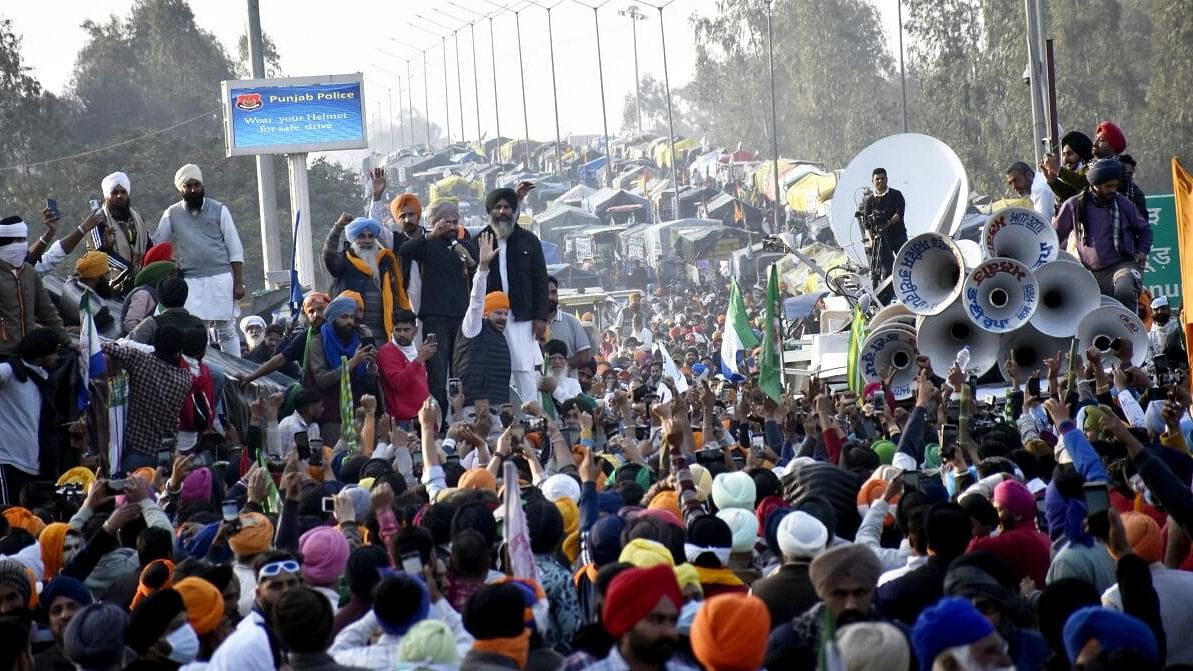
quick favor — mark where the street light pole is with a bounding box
[619,5,647,136]
[546,6,562,175]
[245,0,281,286]
[593,6,612,187]
[435,6,484,145]
[514,10,531,169]
[656,4,679,221]
[442,37,452,144]
[423,51,432,146]
[897,0,908,133]
[766,1,781,233]
[488,17,501,145]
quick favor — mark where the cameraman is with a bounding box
[858,167,907,289]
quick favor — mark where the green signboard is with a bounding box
[1143,194,1180,308]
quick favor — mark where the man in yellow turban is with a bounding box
[69,250,114,328]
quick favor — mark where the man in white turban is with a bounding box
[154,164,245,355]
[87,171,151,295]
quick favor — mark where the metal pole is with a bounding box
[1024,0,1047,166]
[288,154,315,288]
[1045,39,1059,150]
[897,0,908,133]
[453,31,466,144]
[766,2,781,233]
[594,7,613,187]
[620,5,646,135]
[246,0,282,287]
[406,60,415,148]
[658,6,679,221]
[546,7,563,175]
[442,38,452,145]
[388,87,395,155]
[514,11,531,169]
[422,51,431,146]
[489,17,501,145]
[470,23,482,143]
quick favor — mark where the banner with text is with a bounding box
[221,73,367,156]
[1144,194,1181,308]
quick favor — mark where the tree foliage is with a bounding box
[620,75,697,138]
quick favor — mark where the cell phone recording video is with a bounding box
[1082,481,1110,517]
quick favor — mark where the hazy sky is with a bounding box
[4,0,904,160]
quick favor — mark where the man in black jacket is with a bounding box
[399,200,473,410]
[480,188,549,404]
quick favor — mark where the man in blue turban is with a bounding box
[322,213,411,338]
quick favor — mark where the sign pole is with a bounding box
[288,154,316,289]
[246,0,283,287]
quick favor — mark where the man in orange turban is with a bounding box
[457,230,514,412]
[598,564,684,668]
[691,594,771,671]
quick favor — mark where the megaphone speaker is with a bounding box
[1030,261,1102,338]
[962,257,1039,334]
[859,329,918,400]
[982,206,1058,269]
[870,303,914,331]
[918,299,999,378]
[1076,304,1149,367]
[997,324,1072,382]
[892,233,965,316]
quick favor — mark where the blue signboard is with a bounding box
[221,74,367,156]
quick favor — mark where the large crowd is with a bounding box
[0,116,1187,671]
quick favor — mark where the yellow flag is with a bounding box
[1172,157,1193,372]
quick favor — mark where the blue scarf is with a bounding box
[319,321,362,376]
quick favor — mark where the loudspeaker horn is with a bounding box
[997,324,1071,382]
[962,257,1039,334]
[892,233,966,316]
[1030,261,1102,338]
[859,329,918,400]
[1056,250,1080,264]
[982,206,1058,270]
[1100,295,1123,308]
[870,303,914,331]
[917,299,999,378]
[1076,304,1148,367]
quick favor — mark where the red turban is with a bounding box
[602,564,682,638]
[142,242,173,266]
[1096,120,1127,154]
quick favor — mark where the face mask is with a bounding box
[165,623,200,664]
[0,242,28,267]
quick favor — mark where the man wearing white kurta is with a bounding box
[155,164,245,355]
[479,188,549,405]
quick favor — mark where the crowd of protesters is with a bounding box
[0,149,1188,671]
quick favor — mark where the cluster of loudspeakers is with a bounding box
[859,206,1148,399]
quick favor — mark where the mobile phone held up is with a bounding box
[46,198,60,219]
[1082,481,1110,517]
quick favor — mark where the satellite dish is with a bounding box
[830,133,969,269]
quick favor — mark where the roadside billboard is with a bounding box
[221,73,367,156]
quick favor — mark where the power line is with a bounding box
[0,108,219,173]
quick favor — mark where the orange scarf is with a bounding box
[573,562,599,588]
[345,248,410,335]
[692,565,745,587]
[470,630,530,669]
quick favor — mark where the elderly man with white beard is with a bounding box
[544,339,582,406]
[478,188,549,404]
[87,171,152,294]
[323,213,411,339]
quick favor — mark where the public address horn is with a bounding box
[981,206,1058,270]
[859,329,918,400]
[962,257,1039,334]
[1076,304,1149,367]
[918,299,999,378]
[1030,261,1101,338]
[892,233,966,316]
[997,324,1071,382]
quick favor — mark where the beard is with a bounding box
[492,215,515,239]
[550,365,570,384]
[1156,311,1171,325]
[835,609,869,627]
[94,277,114,299]
[351,241,380,275]
[107,198,132,220]
[547,298,559,313]
[627,631,676,666]
[333,320,355,340]
[245,332,264,350]
[183,189,205,211]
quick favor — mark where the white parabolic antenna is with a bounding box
[830,133,970,269]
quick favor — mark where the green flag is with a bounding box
[759,264,783,402]
[846,304,869,395]
[339,356,358,452]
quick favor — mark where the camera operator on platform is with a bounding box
[858,167,907,291]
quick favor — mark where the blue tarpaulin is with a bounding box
[783,291,828,321]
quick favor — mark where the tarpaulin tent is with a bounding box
[535,206,601,246]
[429,174,485,203]
[553,184,596,209]
[672,225,752,264]
[584,188,653,222]
[654,138,702,169]
[703,191,766,233]
[785,170,839,213]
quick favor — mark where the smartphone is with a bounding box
[448,377,462,397]
[157,448,174,468]
[308,438,323,467]
[499,405,515,429]
[294,431,310,461]
[221,500,240,522]
[188,450,213,468]
[361,335,375,349]
[105,478,129,495]
[321,496,336,513]
[1082,481,1110,517]
[88,198,100,212]
[634,425,649,441]
[1154,354,1170,378]
[1027,376,1041,398]
[400,551,423,575]
[46,198,60,219]
[425,333,437,345]
[902,471,921,490]
[510,424,525,441]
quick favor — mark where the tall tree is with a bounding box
[687,0,896,170]
[620,75,696,138]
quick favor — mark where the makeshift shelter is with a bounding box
[585,188,653,223]
[553,184,597,209]
[702,192,766,233]
[535,206,601,246]
[785,170,839,214]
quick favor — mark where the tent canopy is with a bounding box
[585,188,653,221]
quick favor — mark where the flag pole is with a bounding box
[772,263,788,395]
